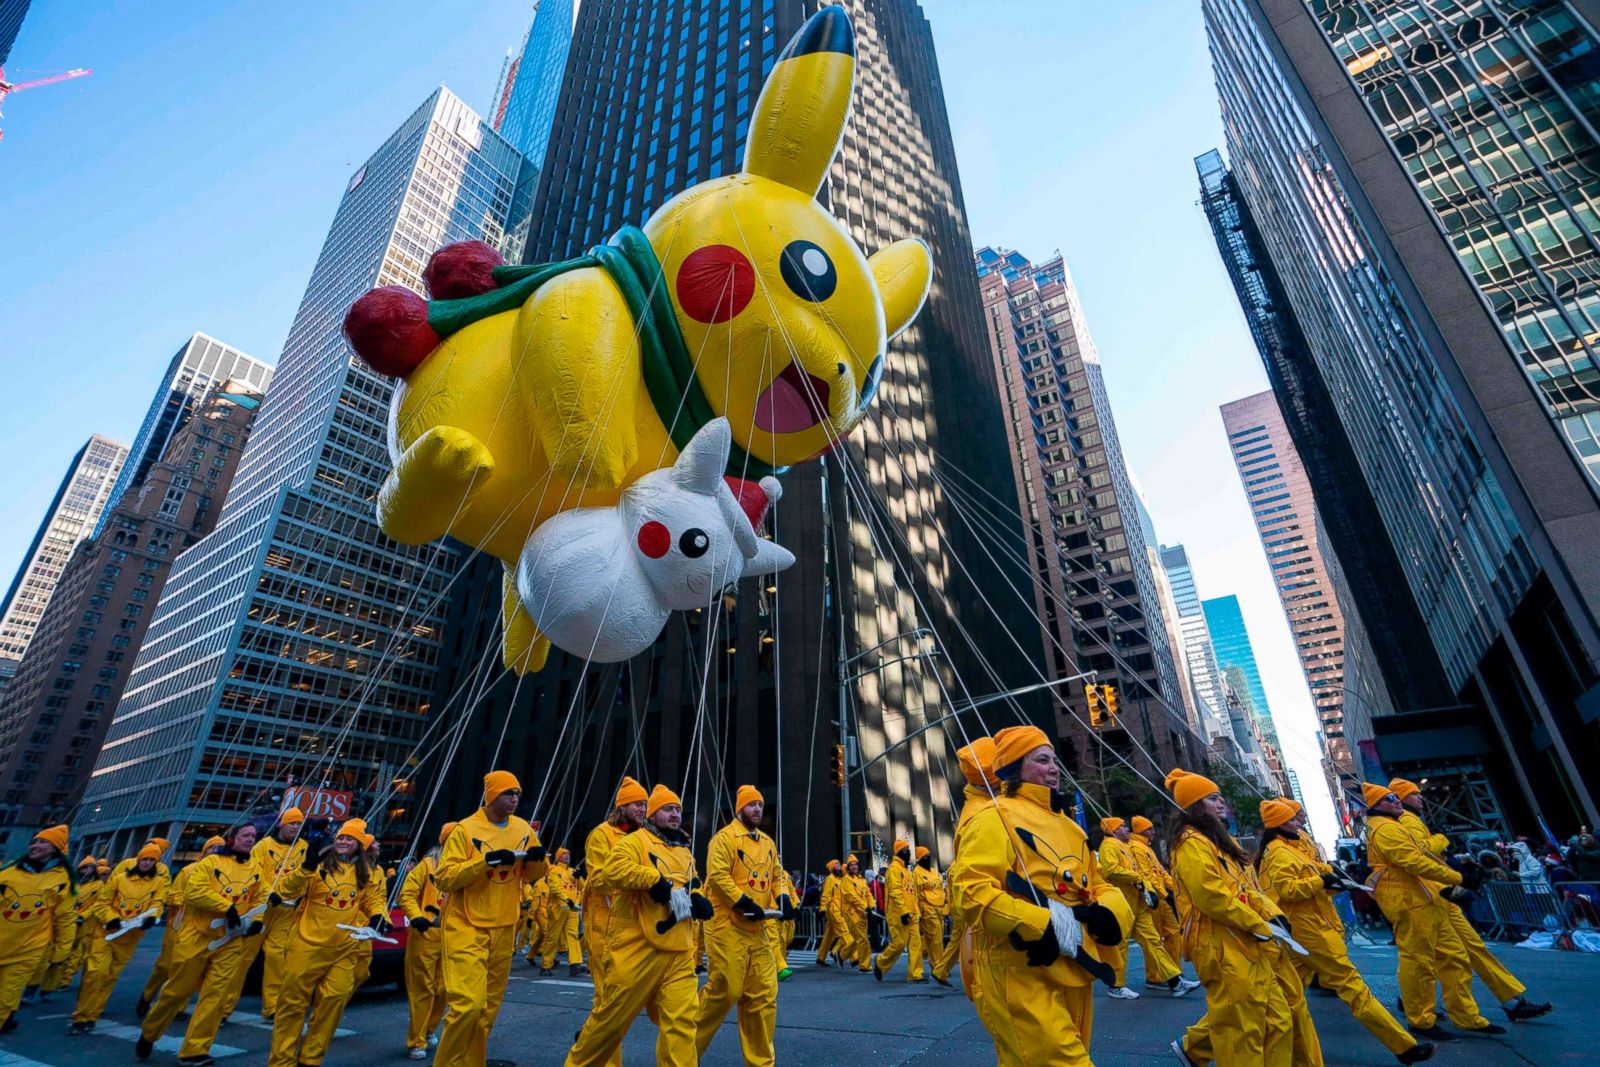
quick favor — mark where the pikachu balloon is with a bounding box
[343,4,932,673]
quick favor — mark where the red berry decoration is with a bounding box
[423,240,504,300]
[343,286,441,378]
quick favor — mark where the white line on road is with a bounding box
[96,1022,246,1059]
[224,1015,354,1038]
[511,978,594,989]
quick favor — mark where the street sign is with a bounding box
[281,787,354,820]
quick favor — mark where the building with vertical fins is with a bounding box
[974,245,1203,781]
[73,89,530,859]
[0,435,127,665]
[0,384,261,852]
[1201,0,1600,830]
[433,0,1044,867]
[94,333,272,534]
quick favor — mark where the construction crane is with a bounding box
[0,65,92,141]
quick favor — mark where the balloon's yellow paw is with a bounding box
[378,426,495,544]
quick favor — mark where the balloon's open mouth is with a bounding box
[754,361,831,434]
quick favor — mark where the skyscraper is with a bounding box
[1157,544,1233,748]
[94,332,272,533]
[0,435,127,664]
[435,0,1043,866]
[0,0,30,66]
[1203,0,1600,827]
[0,383,261,853]
[1202,594,1276,747]
[974,245,1201,778]
[74,89,529,858]
[497,0,575,170]
[1219,390,1357,775]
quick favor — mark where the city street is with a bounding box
[0,938,1587,1066]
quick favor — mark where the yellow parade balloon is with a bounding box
[343,5,931,672]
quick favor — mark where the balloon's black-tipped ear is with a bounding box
[742,5,855,196]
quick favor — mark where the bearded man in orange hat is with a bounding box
[581,775,647,1046]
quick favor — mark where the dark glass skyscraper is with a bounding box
[1202,0,1600,828]
[434,0,1042,868]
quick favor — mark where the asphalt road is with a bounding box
[1,935,1588,1065]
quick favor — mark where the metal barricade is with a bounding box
[1553,881,1600,933]
[1480,879,1565,940]
[793,905,823,951]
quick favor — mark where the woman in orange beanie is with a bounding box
[0,827,75,1035]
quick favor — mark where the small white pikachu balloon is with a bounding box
[516,419,794,662]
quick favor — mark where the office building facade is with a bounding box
[1202,594,1277,745]
[95,333,271,533]
[1204,0,1600,827]
[975,245,1202,780]
[0,435,127,664]
[436,0,1044,868]
[0,384,261,853]
[73,89,529,858]
[1157,545,1235,748]
[497,0,575,170]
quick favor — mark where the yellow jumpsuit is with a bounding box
[815,873,843,961]
[949,782,1131,1067]
[400,855,448,1053]
[875,856,923,980]
[566,824,700,1066]
[434,810,546,1067]
[1258,835,1415,1055]
[0,858,74,1026]
[43,875,102,991]
[1098,835,1180,987]
[767,867,796,971]
[1366,814,1487,1030]
[139,851,264,1059]
[1401,809,1526,1004]
[246,832,307,1020]
[72,865,170,1024]
[1130,833,1182,966]
[841,874,873,967]
[267,858,385,1067]
[915,862,952,982]
[1171,829,1295,1066]
[582,820,632,1026]
[525,876,550,962]
[539,861,584,967]
[139,865,189,1006]
[694,819,782,1066]
[950,782,997,1000]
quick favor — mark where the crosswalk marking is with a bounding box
[224,1015,354,1038]
[96,1022,247,1059]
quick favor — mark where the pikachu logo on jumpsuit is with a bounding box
[317,871,360,911]
[0,882,61,922]
[473,837,530,885]
[212,865,261,905]
[1012,826,1092,902]
[734,849,772,896]
[342,3,933,675]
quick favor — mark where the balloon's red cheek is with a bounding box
[677,246,755,324]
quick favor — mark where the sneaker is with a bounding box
[135,1036,154,1061]
[407,1050,427,1061]
[871,959,884,983]
[1407,1026,1457,1043]
[777,968,793,981]
[539,968,553,976]
[1170,976,1202,998]
[931,973,953,988]
[1503,997,1552,1022]
[815,957,830,967]
[1397,1042,1436,1064]
[66,1020,95,1035]
[568,963,588,977]
[1107,986,1141,1000]
[1457,1022,1507,1036]
[427,1029,440,1049]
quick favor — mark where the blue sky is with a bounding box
[0,0,1340,842]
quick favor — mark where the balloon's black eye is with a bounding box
[780,240,837,301]
[680,528,710,558]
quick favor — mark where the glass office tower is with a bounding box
[74,89,529,858]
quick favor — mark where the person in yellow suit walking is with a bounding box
[435,770,548,1067]
[1388,778,1552,1025]
[946,737,998,1000]
[912,847,954,987]
[242,806,306,1022]
[582,775,646,1040]
[695,784,791,1066]
[400,821,453,1059]
[1097,816,1197,1000]
[840,856,872,971]
[813,860,843,966]
[948,725,1131,1066]
[39,856,100,995]
[266,819,387,1067]
[524,871,549,966]
[1254,798,1433,1064]
[1128,815,1182,968]
[872,840,922,982]
[0,825,76,1036]
[769,866,797,980]
[68,843,169,1034]
[565,784,714,1066]
[539,848,586,975]
[136,822,266,1066]
[136,836,219,1018]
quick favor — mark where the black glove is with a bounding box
[75,915,85,926]
[1321,872,1343,890]
[484,849,518,868]
[369,914,392,934]
[269,892,285,907]
[1165,890,1176,910]
[1008,921,1061,966]
[1269,915,1293,938]
[648,876,673,904]
[245,920,264,937]
[733,894,765,921]
[104,918,123,933]
[1440,885,1476,907]
[410,916,433,933]
[301,848,320,871]
[899,912,911,926]
[1072,902,1122,946]
[424,904,440,917]
[225,905,242,930]
[141,915,158,929]
[522,846,548,863]
[690,892,714,921]
[1458,858,1484,891]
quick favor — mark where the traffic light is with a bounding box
[830,743,846,786]
[1086,684,1104,727]
[1101,684,1120,722]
